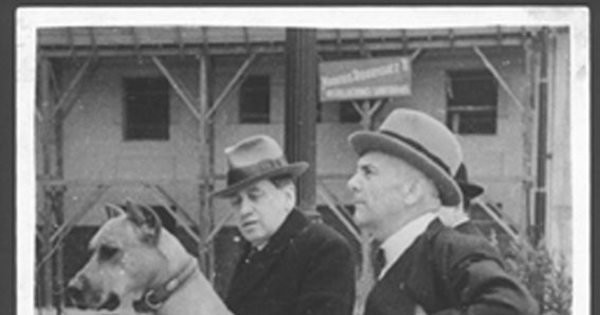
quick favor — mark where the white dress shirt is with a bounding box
[378,212,438,279]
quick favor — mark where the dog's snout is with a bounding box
[66,275,89,308]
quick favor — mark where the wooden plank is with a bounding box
[473,46,525,111]
[197,52,214,277]
[50,188,66,309]
[151,56,202,121]
[39,26,532,49]
[51,57,93,118]
[205,51,258,119]
[49,185,109,244]
[204,211,234,250]
[39,178,206,187]
[38,36,526,59]
[146,184,201,245]
[150,184,198,226]
[316,184,361,242]
[474,200,534,254]
[60,59,101,120]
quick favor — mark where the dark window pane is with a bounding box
[339,101,360,123]
[123,77,169,140]
[239,75,270,124]
[446,70,498,135]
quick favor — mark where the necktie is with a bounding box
[373,247,386,278]
[244,247,259,264]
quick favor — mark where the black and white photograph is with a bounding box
[16,7,589,315]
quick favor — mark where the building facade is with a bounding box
[34,25,571,306]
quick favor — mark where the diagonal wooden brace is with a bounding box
[473,46,525,111]
[50,184,109,244]
[146,184,201,245]
[51,57,95,119]
[151,56,202,121]
[205,51,258,119]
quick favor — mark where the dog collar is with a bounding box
[133,258,199,313]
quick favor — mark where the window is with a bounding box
[123,77,170,141]
[446,70,498,134]
[239,75,270,124]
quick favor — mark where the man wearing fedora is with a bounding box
[213,135,356,315]
[347,108,538,315]
[439,163,486,236]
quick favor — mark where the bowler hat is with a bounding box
[212,135,309,198]
[349,108,463,206]
[454,163,484,200]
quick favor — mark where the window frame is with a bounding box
[445,69,498,135]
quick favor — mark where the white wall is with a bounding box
[546,30,572,266]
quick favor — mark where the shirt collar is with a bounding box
[379,212,437,278]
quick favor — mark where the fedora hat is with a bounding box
[212,135,309,198]
[454,163,484,200]
[349,108,463,206]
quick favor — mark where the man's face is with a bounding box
[347,151,416,237]
[229,179,294,248]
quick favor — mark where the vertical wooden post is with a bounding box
[523,37,537,240]
[284,28,318,216]
[50,187,66,313]
[38,57,54,309]
[197,52,215,280]
[534,28,550,248]
[39,57,68,312]
[53,70,67,312]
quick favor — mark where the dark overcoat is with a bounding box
[225,209,356,315]
[365,219,538,315]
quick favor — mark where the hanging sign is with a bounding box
[319,57,411,102]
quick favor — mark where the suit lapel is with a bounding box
[227,210,309,304]
[403,219,446,309]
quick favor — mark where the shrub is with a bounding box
[491,233,572,315]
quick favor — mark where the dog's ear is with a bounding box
[104,203,126,219]
[124,200,162,245]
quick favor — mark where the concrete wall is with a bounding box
[37,46,531,231]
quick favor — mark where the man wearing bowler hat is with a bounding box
[347,108,537,315]
[213,135,355,315]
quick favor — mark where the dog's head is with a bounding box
[66,200,167,311]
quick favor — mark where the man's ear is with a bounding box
[403,178,423,206]
[124,200,162,245]
[282,184,297,211]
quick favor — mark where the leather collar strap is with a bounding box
[133,258,199,313]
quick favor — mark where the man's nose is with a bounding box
[347,173,360,192]
[238,196,253,215]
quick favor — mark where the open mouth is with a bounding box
[99,292,121,311]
